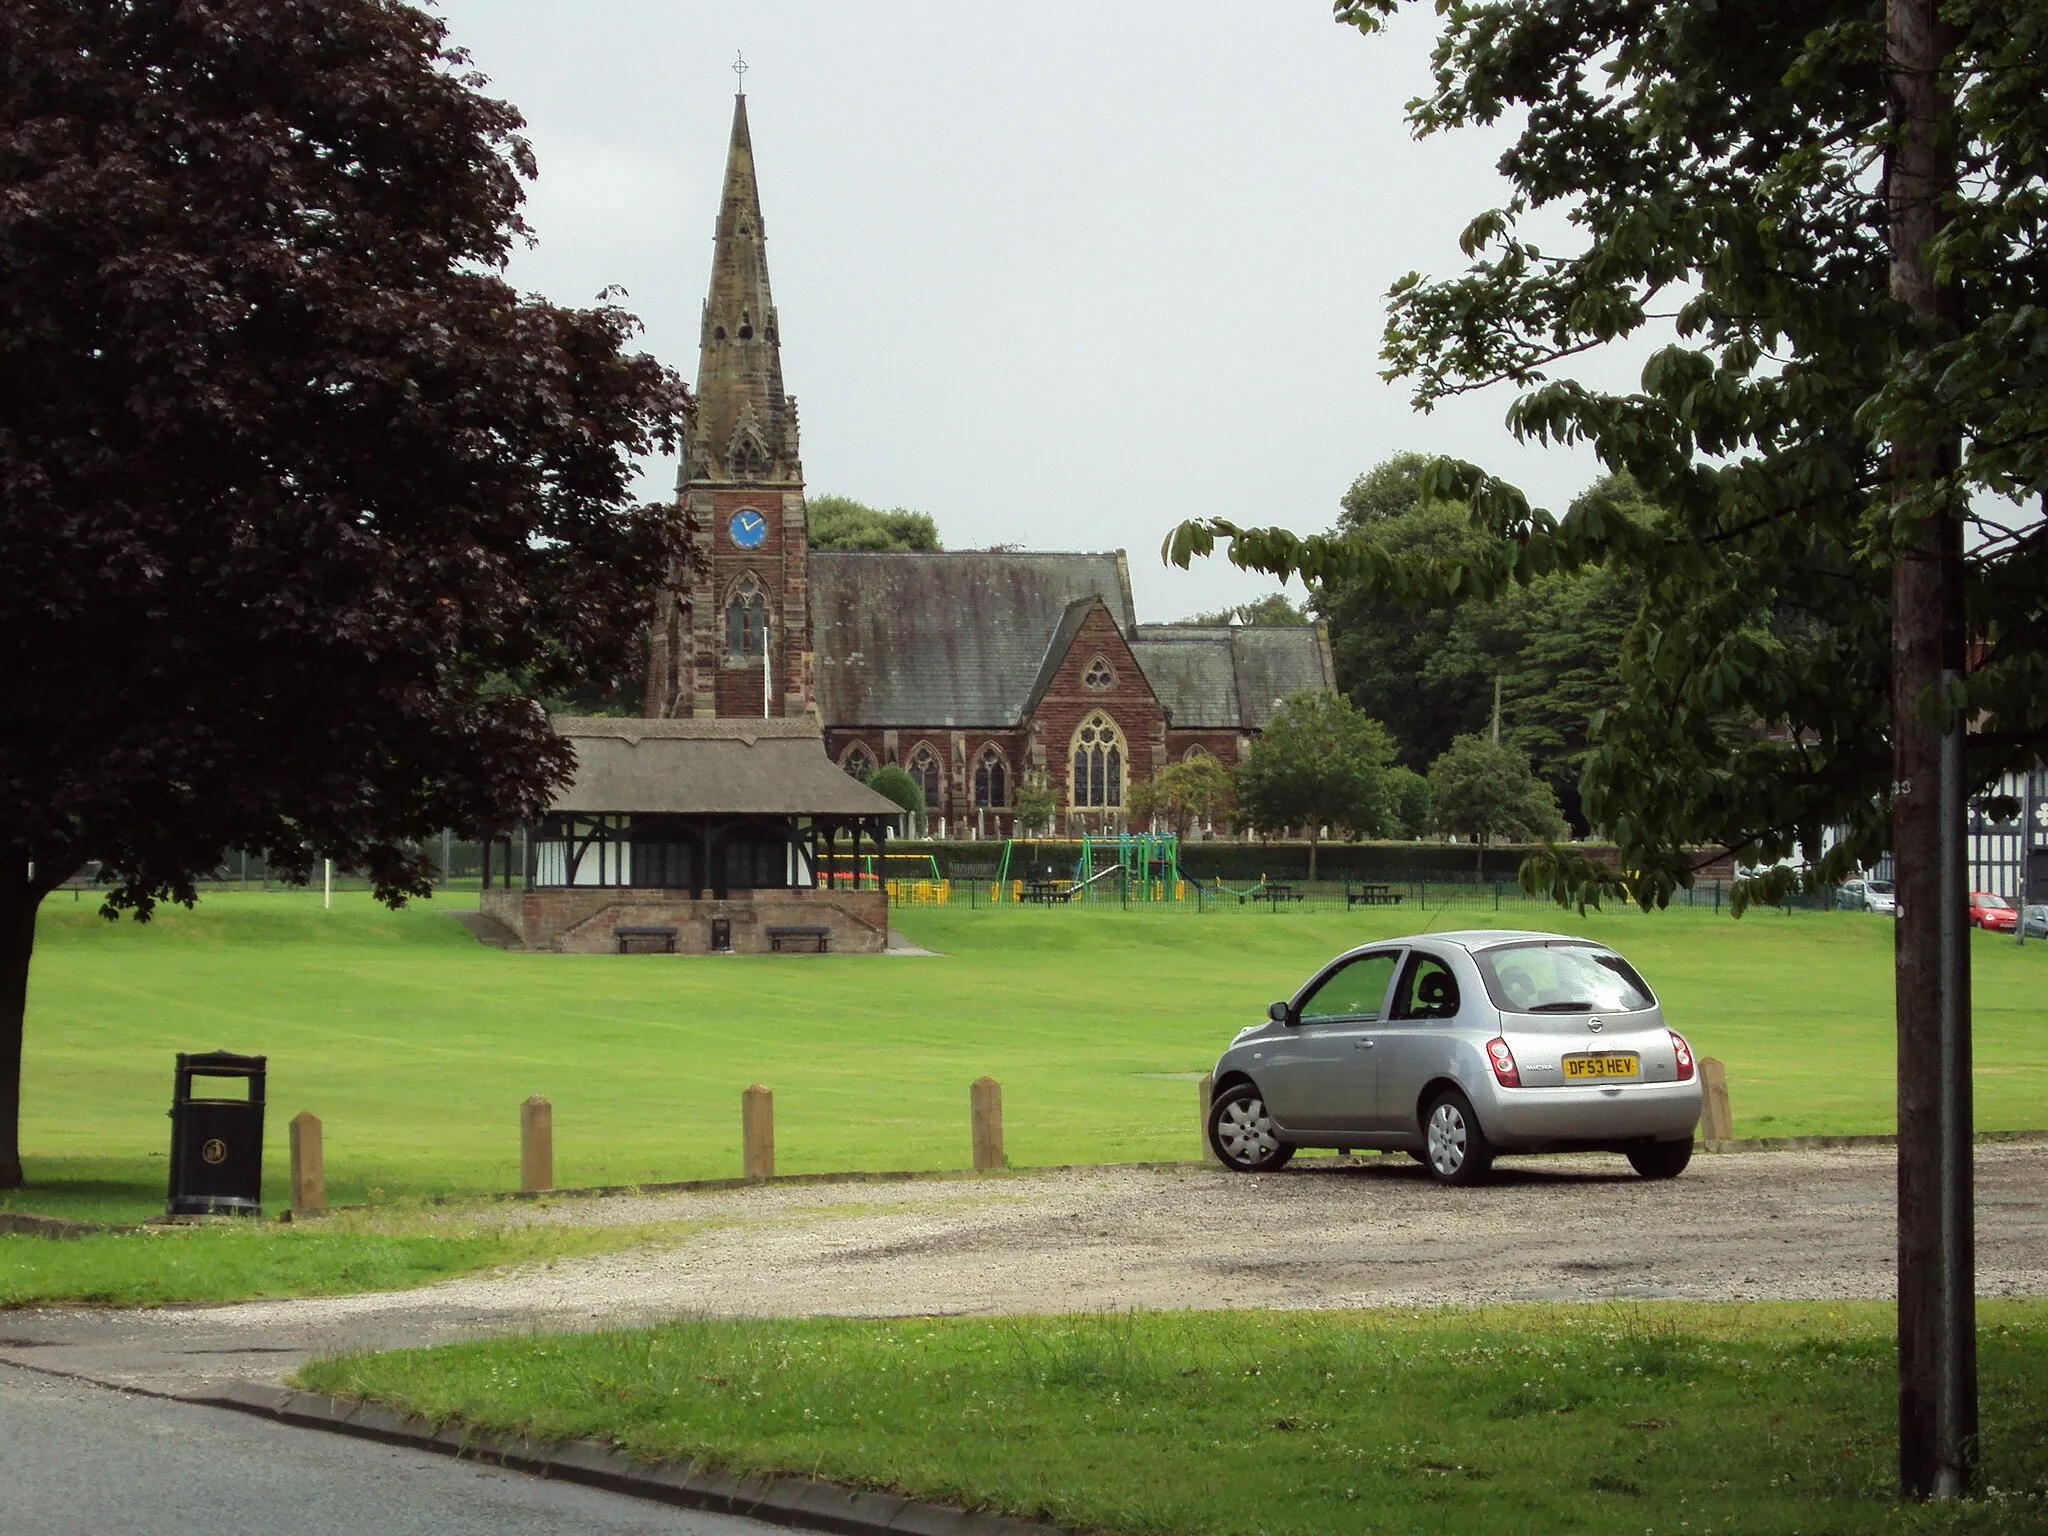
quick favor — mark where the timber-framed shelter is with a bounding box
[480,716,903,954]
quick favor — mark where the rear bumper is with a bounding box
[1479,1078,1702,1146]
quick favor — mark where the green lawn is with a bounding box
[297,1301,2048,1535]
[7,890,2046,1229]
[0,1205,705,1308]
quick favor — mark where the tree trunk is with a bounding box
[0,861,49,1191]
[1307,825,1319,883]
[1887,0,1975,1499]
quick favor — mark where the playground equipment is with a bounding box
[989,833,1184,902]
[820,851,950,905]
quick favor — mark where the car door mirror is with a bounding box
[1267,1000,1292,1025]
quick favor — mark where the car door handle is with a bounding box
[1355,1039,1376,1049]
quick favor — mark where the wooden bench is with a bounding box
[1021,879,1072,905]
[1251,883,1305,905]
[1346,883,1404,907]
[766,924,830,954]
[614,925,678,954]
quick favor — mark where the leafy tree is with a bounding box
[1385,765,1432,839]
[1169,0,2048,1493]
[1315,459,1640,826]
[863,765,924,824]
[1012,771,1059,837]
[1234,692,1398,879]
[1427,736,1565,872]
[808,494,941,552]
[0,0,691,1190]
[1129,756,1236,839]
[1185,592,1310,626]
[1314,456,1489,770]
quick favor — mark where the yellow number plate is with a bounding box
[1563,1053,1640,1080]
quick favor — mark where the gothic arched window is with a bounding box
[841,744,874,780]
[725,576,766,660]
[1070,713,1124,810]
[1083,655,1115,691]
[974,748,1009,808]
[907,745,942,812]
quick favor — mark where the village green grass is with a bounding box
[3,890,2045,1306]
[297,1301,2048,1536]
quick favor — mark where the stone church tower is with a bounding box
[647,92,812,719]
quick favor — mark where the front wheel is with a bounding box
[1208,1083,1295,1173]
[1421,1089,1493,1186]
[1627,1139,1693,1180]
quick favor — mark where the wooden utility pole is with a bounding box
[1887,0,1975,1499]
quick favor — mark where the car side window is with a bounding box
[1296,952,1399,1023]
[1391,952,1460,1021]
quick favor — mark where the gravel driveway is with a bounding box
[4,1144,2043,1398]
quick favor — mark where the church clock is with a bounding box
[728,508,768,548]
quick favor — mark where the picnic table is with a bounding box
[1251,882,1306,905]
[1021,878,1072,905]
[1346,882,1403,907]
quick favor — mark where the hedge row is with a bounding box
[890,838,1623,884]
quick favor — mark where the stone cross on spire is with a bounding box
[731,51,748,93]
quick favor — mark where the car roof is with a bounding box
[1340,929,1612,957]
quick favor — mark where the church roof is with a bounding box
[1129,624,1337,729]
[810,552,1136,726]
[547,715,900,817]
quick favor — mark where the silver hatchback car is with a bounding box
[1206,930,1704,1185]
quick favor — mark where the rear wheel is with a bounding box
[1627,1139,1693,1180]
[1421,1089,1493,1187]
[1208,1083,1294,1173]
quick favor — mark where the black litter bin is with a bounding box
[167,1051,267,1216]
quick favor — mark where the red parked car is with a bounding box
[1969,891,2019,931]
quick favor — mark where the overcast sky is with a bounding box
[432,0,1624,619]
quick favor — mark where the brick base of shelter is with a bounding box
[480,887,889,955]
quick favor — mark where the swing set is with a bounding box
[988,833,1185,903]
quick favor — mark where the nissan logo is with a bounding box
[1587,1018,1604,1033]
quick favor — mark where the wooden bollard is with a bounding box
[1199,1072,1222,1165]
[288,1111,325,1214]
[742,1084,774,1181]
[970,1076,1004,1172]
[520,1095,554,1192]
[1698,1057,1734,1143]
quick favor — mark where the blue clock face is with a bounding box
[728,508,768,549]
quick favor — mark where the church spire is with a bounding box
[687,91,799,485]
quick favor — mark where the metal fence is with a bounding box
[944,871,1821,915]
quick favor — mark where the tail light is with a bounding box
[1486,1036,1521,1087]
[1669,1030,1695,1082]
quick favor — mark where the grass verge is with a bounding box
[296,1302,2048,1535]
[0,1204,703,1309]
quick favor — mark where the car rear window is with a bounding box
[1475,942,1656,1014]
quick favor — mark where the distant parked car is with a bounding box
[2021,904,2048,940]
[1969,891,2019,932]
[1837,878,1897,914]
[1206,930,1703,1187]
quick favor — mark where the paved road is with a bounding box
[0,1363,777,1536]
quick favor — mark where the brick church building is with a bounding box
[645,94,1334,837]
